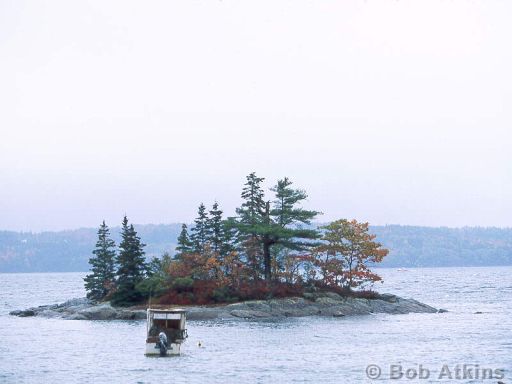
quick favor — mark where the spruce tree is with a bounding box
[236,172,266,226]
[112,216,147,306]
[190,203,209,253]
[84,221,116,301]
[234,172,267,278]
[220,219,237,257]
[175,223,193,257]
[207,202,224,254]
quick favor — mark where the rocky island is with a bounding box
[10,292,440,321]
[19,175,444,323]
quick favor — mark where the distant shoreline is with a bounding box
[2,224,512,273]
[2,264,512,274]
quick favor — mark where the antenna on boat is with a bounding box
[148,287,153,309]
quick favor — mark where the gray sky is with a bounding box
[1,0,511,232]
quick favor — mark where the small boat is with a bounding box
[145,308,188,356]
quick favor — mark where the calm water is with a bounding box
[0,267,511,383]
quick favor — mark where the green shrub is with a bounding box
[172,277,194,292]
[211,286,238,303]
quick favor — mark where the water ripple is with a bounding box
[1,267,511,383]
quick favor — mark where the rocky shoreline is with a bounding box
[9,292,442,321]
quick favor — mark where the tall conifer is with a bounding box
[207,202,224,253]
[190,203,209,253]
[112,216,147,306]
[175,223,193,257]
[233,174,320,281]
[84,221,116,301]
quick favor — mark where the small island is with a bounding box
[11,173,441,320]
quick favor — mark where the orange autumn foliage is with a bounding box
[311,219,389,290]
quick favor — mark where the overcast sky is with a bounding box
[1,0,511,232]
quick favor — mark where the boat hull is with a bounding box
[145,342,182,356]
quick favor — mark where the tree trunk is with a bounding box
[263,240,272,281]
[262,201,273,281]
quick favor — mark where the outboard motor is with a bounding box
[157,332,168,356]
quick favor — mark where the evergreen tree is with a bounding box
[220,219,237,257]
[137,253,173,298]
[83,221,116,301]
[190,203,209,253]
[271,177,318,228]
[146,256,163,277]
[175,223,193,257]
[269,177,320,252]
[262,178,320,280]
[234,172,267,278]
[236,172,266,226]
[234,174,321,281]
[112,216,147,306]
[207,202,224,254]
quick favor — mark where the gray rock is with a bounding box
[38,309,62,318]
[245,301,271,312]
[9,309,35,317]
[10,292,439,321]
[230,310,272,319]
[303,292,318,301]
[187,309,222,321]
[60,297,92,308]
[225,302,249,311]
[378,293,398,303]
[132,310,147,320]
[78,303,118,320]
[315,297,341,306]
[324,292,343,301]
[66,313,88,320]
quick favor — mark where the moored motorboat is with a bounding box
[145,308,187,356]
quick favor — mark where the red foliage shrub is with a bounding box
[155,279,304,305]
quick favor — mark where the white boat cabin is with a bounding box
[145,308,187,356]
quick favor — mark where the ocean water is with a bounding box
[0,267,511,383]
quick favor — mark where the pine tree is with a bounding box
[233,174,321,281]
[190,203,209,253]
[207,202,224,254]
[271,177,318,228]
[175,223,193,257]
[263,177,320,280]
[112,216,147,306]
[84,221,116,301]
[269,177,320,250]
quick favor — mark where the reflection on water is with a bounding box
[1,267,511,383]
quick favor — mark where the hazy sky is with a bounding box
[1,0,511,231]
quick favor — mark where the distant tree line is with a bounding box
[84,173,389,306]
[3,223,511,273]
